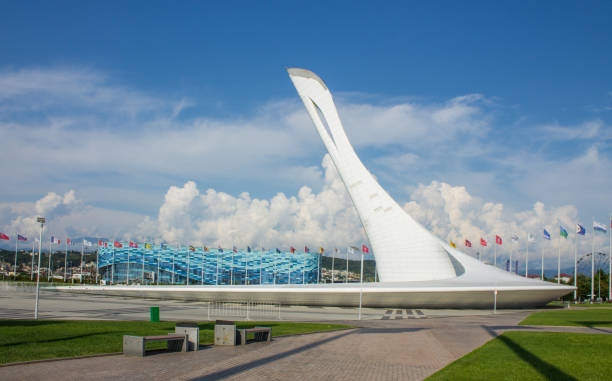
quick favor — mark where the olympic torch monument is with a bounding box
[57,69,573,308]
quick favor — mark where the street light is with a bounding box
[34,217,45,319]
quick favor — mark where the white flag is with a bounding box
[511,234,519,242]
[527,233,535,242]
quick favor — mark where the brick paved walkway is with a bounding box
[1,312,609,381]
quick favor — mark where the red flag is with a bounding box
[57,240,61,245]
[104,242,108,248]
[362,245,369,253]
[114,241,122,248]
[290,246,295,253]
[480,238,487,246]
[67,238,71,245]
[0,232,9,240]
[98,240,103,246]
[304,246,310,253]
[495,235,502,245]
[465,239,472,247]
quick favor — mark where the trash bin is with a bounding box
[214,320,237,346]
[150,306,160,322]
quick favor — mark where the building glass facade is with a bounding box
[98,245,319,285]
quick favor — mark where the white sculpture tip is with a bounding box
[287,68,328,90]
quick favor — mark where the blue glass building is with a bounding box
[98,245,319,285]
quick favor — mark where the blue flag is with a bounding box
[594,221,607,233]
[576,224,586,235]
[560,226,568,238]
[543,229,551,240]
[247,246,252,252]
[276,248,281,253]
[17,234,27,241]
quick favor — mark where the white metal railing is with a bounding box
[206,300,282,321]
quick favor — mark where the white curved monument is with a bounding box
[58,68,573,308]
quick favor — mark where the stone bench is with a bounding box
[123,334,187,356]
[237,327,272,345]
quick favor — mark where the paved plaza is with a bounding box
[1,284,609,380]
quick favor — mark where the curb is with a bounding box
[0,352,122,368]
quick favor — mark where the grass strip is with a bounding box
[0,320,351,364]
[427,331,612,381]
[519,309,612,327]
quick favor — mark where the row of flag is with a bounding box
[449,220,611,249]
[93,240,370,255]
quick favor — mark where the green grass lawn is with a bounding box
[427,332,612,381]
[548,301,612,308]
[0,320,351,364]
[520,308,612,327]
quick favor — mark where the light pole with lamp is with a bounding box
[34,217,45,319]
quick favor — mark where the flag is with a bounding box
[218,247,223,253]
[511,234,519,243]
[495,235,502,245]
[576,224,586,235]
[98,240,103,246]
[276,248,281,253]
[161,243,167,249]
[0,232,8,240]
[145,243,152,249]
[202,246,208,252]
[129,241,136,248]
[232,246,238,253]
[450,241,456,248]
[349,246,359,254]
[290,246,295,253]
[67,238,71,245]
[480,238,487,246]
[51,236,54,243]
[465,239,472,247]
[362,245,369,253]
[114,241,122,248]
[189,245,195,251]
[528,233,535,242]
[104,242,108,248]
[319,247,324,254]
[247,246,252,253]
[560,226,568,238]
[18,234,27,241]
[305,246,310,253]
[83,240,93,247]
[594,221,607,233]
[543,229,551,240]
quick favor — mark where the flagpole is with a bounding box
[331,249,335,283]
[573,234,577,300]
[591,218,595,302]
[541,249,544,281]
[14,233,18,280]
[156,248,160,286]
[609,213,611,301]
[302,248,305,285]
[141,247,145,284]
[557,234,561,285]
[172,250,175,285]
[200,250,204,286]
[111,242,115,284]
[48,240,52,281]
[494,241,497,268]
[346,247,349,284]
[80,241,84,283]
[216,249,220,285]
[126,242,131,285]
[358,246,364,320]
[525,233,529,277]
[186,248,191,286]
[64,239,68,282]
[31,240,35,281]
[96,245,99,284]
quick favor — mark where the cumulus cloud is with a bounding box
[135,155,364,251]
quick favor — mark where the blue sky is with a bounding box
[0,1,611,265]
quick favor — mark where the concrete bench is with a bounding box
[123,334,187,356]
[237,327,272,345]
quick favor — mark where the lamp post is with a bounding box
[34,217,45,320]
